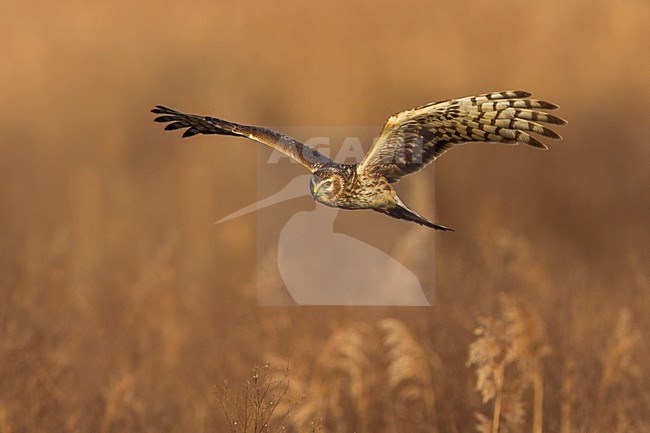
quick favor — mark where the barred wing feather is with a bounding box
[358,91,566,183]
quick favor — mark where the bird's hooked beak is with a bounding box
[309,177,318,197]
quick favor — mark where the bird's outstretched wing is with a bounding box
[152,106,331,171]
[357,91,566,183]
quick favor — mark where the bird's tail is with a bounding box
[376,203,453,231]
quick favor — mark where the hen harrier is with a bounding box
[152,90,565,231]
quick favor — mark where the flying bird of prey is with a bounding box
[152,90,565,231]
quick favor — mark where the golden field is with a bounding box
[0,1,648,432]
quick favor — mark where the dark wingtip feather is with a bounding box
[165,122,186,131]
[528,135,549,149]
[545,128,562,140]
[531,124,562,140]
[513,90,533,98]
[182,128,199,138]
[537,100,559,110]
[152,105,177,115]
[545,113,568,125]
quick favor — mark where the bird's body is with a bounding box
[152,90,565,230]
[310,164,392,210]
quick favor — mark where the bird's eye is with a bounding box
[323,180,333,188]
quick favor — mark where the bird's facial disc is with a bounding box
[310,175,339,207]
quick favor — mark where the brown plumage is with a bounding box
[152,90,566,230]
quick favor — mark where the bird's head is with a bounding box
[310,171,343,207]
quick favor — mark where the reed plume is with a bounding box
[100,373,139,433]
[281,320,439,433]
[379,319,438,433]
[500,294,549,433]
[560,357,575,433]
[594,309,643,432]
[468,294,549,433]
[468,315,509,433]
[312,324,377,433]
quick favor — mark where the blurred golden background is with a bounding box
[1,1,647,432]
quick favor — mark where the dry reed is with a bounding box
[468,294,549,433]
[215,363,295,433]
[379,319,438,433]
[593,309,644,432]
[311,325,377,433]
[559,357,575,433]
